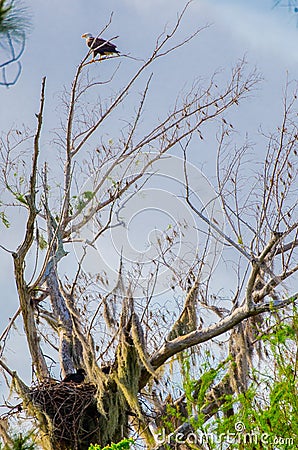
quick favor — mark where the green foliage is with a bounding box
[158,352,229,436]
[72,191,95,213]
[88,437,134,450]
[0,211,10,228]
[0,432,36,450]
[158,319,298,449]
[38,234,47,250]
[107,176,118,188]
[0,0,31,37]
[82,191,95,201]
[182,354,223,428]
[15,194,27,205]
[261,323,296,345]
[0,0,12,30]
[211,319,298,449]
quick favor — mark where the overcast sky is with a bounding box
[0,0,298,392]
[1,0,298,126]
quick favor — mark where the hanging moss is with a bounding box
[114,333,142,418]
[95,388,128,447]
[112,328,155,446]
[131,313,156,378]
[168,282,198,341]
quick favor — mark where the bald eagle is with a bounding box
[82,33,120,59]
[62,368,86,384]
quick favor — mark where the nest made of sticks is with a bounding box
[28,380,99,449]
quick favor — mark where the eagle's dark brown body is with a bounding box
[62,368,86,383]
[83,34,120,58]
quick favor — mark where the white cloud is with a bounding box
[200,0,298,65]
[122,0,184,15]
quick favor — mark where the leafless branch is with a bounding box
[146,293,297,377]
[12,77,49,379]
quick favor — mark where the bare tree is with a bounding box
[0,3,297,450]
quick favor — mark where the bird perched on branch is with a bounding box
[62,368,86,384]
[81,33,120,60]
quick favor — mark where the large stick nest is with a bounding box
[28,381,99,450]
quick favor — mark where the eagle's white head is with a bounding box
[81,33,93,40]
